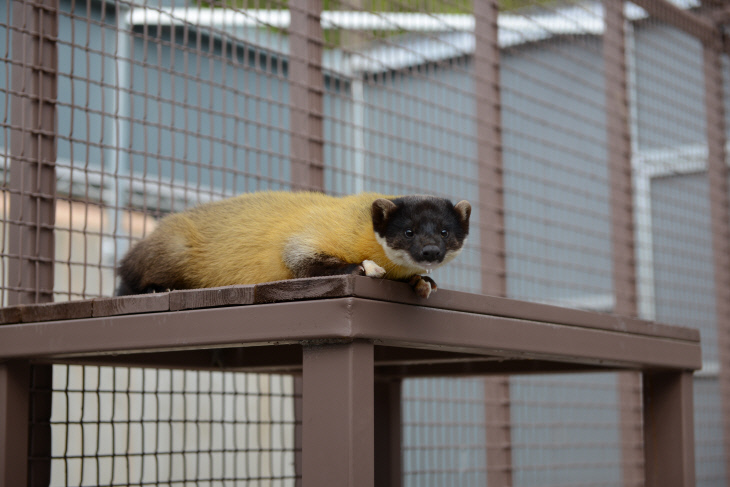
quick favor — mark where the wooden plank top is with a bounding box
[0,276,702,372]
[170,286,254,311]
[93,293,170,318]
[0,275,698,342]
[1,299,95,323]
[0,276,699,341]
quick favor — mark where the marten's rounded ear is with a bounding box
[454,200,471,223]
[372,198,398,234]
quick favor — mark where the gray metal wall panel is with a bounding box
[510,373,622,487]
[127,28,291,204]
[403,378,488,487]
[651,173,717,357]
[694,377,727,486]
[55,2,118,175]
[633,21,705,152]
[501,36,612,307]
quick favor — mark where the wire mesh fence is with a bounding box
[1,0,728,485]
[43,365,297,486]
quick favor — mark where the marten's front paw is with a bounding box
[360,260,386,278]
[409,275,437,299]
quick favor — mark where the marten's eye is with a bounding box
[441,229,449,238]
[404,229,414,238]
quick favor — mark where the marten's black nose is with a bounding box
[421,245,442,262]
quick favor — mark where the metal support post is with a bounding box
[643,372,696,487]
[302,340,374,487]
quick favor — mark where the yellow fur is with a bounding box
[136,191,419,289]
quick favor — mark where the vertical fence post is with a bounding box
[289,0,324,192]
[602,1,644,484]
[702,36,730,477]
[8,0,57,305]
[6,0,58,485]
[604,1,637,317]
[475,1,513,485]
[475,0,505,298]
[289,3,324,483]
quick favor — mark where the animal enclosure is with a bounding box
[0,0,728,485]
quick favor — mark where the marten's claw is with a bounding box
[361,260,386,278]
[409,275,437,298]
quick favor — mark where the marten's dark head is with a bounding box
[371,195,471,273]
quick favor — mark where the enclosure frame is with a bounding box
[0,275,702,486]
[0,0,727,484]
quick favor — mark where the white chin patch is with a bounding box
[375,234,461,274]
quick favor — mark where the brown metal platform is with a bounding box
[0,275,702,486]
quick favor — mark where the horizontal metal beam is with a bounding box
[46,349,611,377]
[629,0,720,47]
[0,296,701,372]
[348,299,701,371]
[709,5,730,23]
[375,360,607,377]
[348,277,699,341]
[0,299,353,359]
[42,346,492,373]
[0,276,700,343]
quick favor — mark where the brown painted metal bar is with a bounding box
[0,276,701,341]
[347,299,702,371]
[474,1,513,481]
[0,296,702,370]
[710,4,730,38]
[709,4,730,23]
[27,364,51,486]
[0,297,703,370]
[302,340,374,487]
[604,0,637,319]
[374,379,402,487]
[603,1,644,484]
[376,360,606,378]
[288,0,324,191]
[629,0,719,46]
[617,371,644,484]
[643,372,696,487]
[8,0,58,306]
[484,376,513,484]
[702,39,730,478]
[47,345,305,373]
[0,298,352,358]
[6,1,58,484]
[40,351,611,377]
[0,362,30,487]
[475,0,506,299]
[342,277,697,340]
[43,346,488,373]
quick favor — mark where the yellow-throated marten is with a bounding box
[116,191,471,298]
